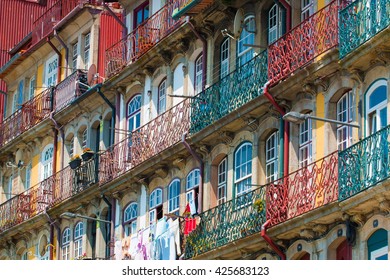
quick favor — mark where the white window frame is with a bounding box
[366,80,388,136]
[127,95,142,132]
[299,118,312,168]
[337,90,354,150]
[6,174,13,200]
[45,54,58,87]
[266,131,279,183]
[195,54,203,94]
[220,38,230,79]
[217,158,227,205]
[28,76,36,100]
[74,222,83,259]
[41,144,54,181]
[186,169,200,212]
[149,188,163,224]
[83,32,91,70]
[301,0,314,21]
[81,128,88,150]
[168,179,180,214]
[25,162,32,190]
[124,202,138,236]
[234,142,253,198]
[62,228,71,260]
[72,41,79,71]
[237,15,255,67]
[158,79,166,115]
[12,92,18,113]
[68,135,75,159]
[269,4,283,44]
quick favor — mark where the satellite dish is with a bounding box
[87,64,97,85]
[233,8,245,39]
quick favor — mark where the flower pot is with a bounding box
[69,158,82,169]
[81,151,94,161]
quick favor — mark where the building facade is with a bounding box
[0,0,389,260]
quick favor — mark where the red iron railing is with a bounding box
[99,99,190,184]
[266,152,339,226]
[0,88,51,148]
[105,2,185,77]
[268,0,339,86]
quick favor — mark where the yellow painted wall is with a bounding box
[56,140,62,172]
[31,154,40,187]
[36,64,44,95]
[60,48,66,81]
[317,0,326,10]
[316,93,325,160]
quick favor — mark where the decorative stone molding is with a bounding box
[218,131,234,145]
[300,228,315,239]
[302,83,316,96]
[350,213,365,227]
[312,224,327,235]
[196,145,210,160]
[173,157,186,170]
[155,167,168,178]
[244,117,259,132]
[313,77,330,92]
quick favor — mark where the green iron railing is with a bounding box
[184,187,266,259]
[189,50,268,134]
[339,0,390,58]
[339,124,390,201]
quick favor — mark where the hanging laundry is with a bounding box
[189,198,197,215]
[184,217,196,235]
[114,240,123,260]
[168,218,181,259]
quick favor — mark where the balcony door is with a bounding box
[366,80,387,136]
[134,1,149,29]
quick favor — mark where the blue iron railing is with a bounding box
[339,125,390,200]
[339,0,390,58]
[189,50,268,134]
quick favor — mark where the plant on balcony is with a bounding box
[253,199,265,214]
[69,154,82,169]
[81,147,94,161]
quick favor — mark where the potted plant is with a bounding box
[253,199,265,214]
[81,147,94,161]
[69,154,82,169]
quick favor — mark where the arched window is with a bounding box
[158,79,166,115]
[186,169,200,214]
[74,222,83,259]
[67,135,74,159]
[217,158,227,205]
[266,131,279,183]
[195,54,203,94]
[127,95,142,132]
[234,142,252,201]
[81,128,88,150]
[149,188,163,224]
[368,229,388,260]
[41,144,54,180]
[237,16,255,67]
[62,228,71,260]
[366,80,387,136]
[220,39,230,79]
[299,117,312,168]
[337,90,354,150]
[124,202,138,236]
[168,179,180,214]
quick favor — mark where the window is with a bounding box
[72,41,78,70]
[220,39,230,79]
[84,33,90,69]
[149,188,163,224]
[234,143,252,200]
[266,131,279,183]
[12,92,18,113]
[337,90,354,150]
[124,202,138,236]
[366,80,387,136]
[237,16,255,67]
[168,179,180,214]
[6,174,13,200]
[25,163,32,190]
[17,80,24,109]
[195,54,203,94]
[68,135,74,159]
[299,118,312,168]
[301,0,314,21]
[158,79,166,115]
[269,4,283,44]
[62,228,71,260]
[186,169,200,214]
[41,144,54,180]
[28,76,36,100]
[368,229,388,260]
[81,128,88,150]
[74,222,83,259]
[134,1,149,29]
[45,55,58,86]
[127,95,142,132]
[217,158,227,205]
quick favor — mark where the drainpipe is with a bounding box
[44,208,61,260]
[187,19,207,92]
[261,220,286,260]
[277,0,291,32]
[97,85,116,146]
[102,195,115,260]
[53,30,68,77]
[182,133,203,213]
[49,112,65,171]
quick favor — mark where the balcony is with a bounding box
[339,125,390,201]
[0,88,51,148]
[53,69,89,112]
[105,3,185,78]
[190,50,268,134]
[31,0,100,46]
[171,0,214,20]
[184,152,338,259]
[268,0,339,86]
[339,0,390,58]
[99,99,190,185]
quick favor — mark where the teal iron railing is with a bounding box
[184,187,266,259]
[189,50,268,134]
[339,0,390,58]
[339,125,390,201]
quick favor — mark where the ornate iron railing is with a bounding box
[266,152,338,226]
[190,50,268,134]
[339,0,390,58]
[105,2,185,78]
[0,88,51,148]
[54,70,88,112]
[268,0,339,86]
[171,0,213,20]
[184,187,266,259]
[99,99,190,184]
[339,125,390,201]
